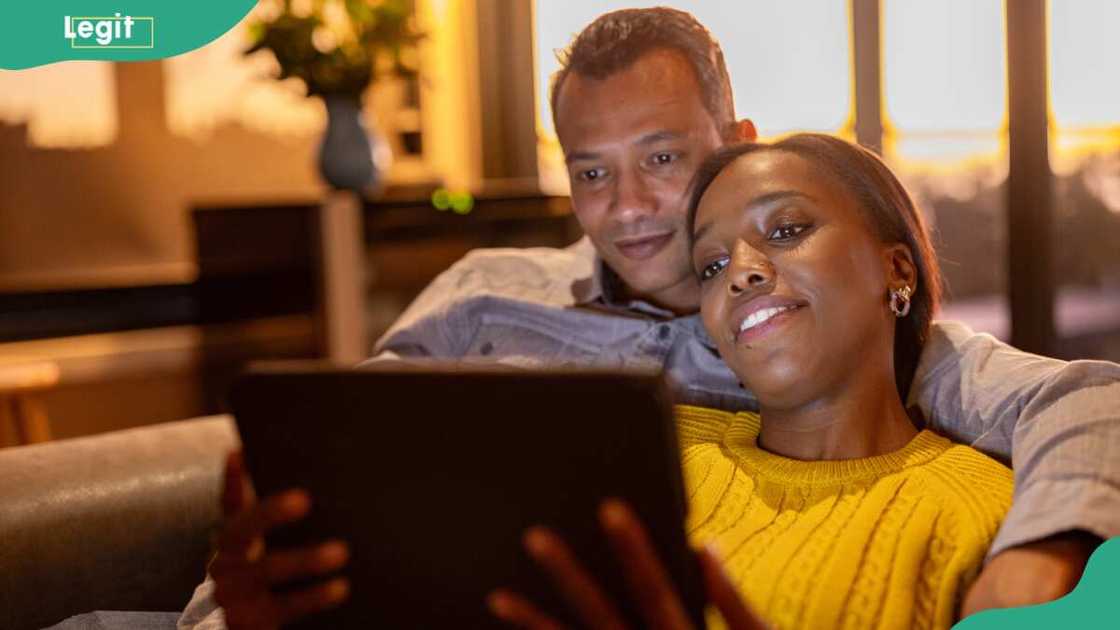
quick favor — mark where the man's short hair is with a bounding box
[550,7,735,133]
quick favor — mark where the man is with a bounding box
[182,8,1118,628]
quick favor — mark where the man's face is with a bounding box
[554,49,726,311]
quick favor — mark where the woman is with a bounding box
[488,134,1013,630]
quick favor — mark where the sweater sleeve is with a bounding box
[926,446,1014,628]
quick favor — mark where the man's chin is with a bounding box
[610,265,698,308]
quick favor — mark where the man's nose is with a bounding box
[728,240,775,296]
[608,168,656,221]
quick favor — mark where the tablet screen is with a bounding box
[231,365,706,629]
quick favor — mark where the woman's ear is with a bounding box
[883,243,918,293]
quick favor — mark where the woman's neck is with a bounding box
[755,367,919,461]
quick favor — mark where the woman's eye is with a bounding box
[767,224,808,241]
[698,257,729,282]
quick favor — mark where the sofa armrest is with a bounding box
[0,416,238,630]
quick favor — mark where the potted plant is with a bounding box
[245,0,423,191]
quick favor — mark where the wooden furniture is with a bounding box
[0,359,60,447]
[192,189,577,364]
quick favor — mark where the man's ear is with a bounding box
[728,118,757,142]
[884,243,918,293]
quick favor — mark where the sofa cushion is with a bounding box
[0,416,237,630]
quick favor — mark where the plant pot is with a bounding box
[317,94,390,192]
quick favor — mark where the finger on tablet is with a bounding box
[262,539,350,585]
[599,499,692,630]
[487,589,568,630]
[522,526,627,630]
[221,451,254,517]
[275,577,351,625]
[218,488,311,554]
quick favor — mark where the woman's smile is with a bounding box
[728,295,808,345]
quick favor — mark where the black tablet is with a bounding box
[230,363,706,629]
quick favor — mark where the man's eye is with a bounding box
[578,168,606,182]
[767,224,808,241]
[698,257,728,282]
[650,152,677,167]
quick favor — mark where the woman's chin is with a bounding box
[730,356,812,406]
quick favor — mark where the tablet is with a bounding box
[230,363,706,629]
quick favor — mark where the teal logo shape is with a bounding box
[954,537,1120,629]
[1,1,257,70]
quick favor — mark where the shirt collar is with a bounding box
[568,237,688,320]
[567,238,720,351]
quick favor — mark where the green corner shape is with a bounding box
[954,537,1119,629]
[1,1,256,70]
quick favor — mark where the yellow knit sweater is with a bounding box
[676,405,1013,630]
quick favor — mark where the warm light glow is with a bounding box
[0,62,117,147]
[882,0,1006,171]
[164,12,324,139]
[1049,0,1120,176]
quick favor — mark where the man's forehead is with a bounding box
[555,53,716,156]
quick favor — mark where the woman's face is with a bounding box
[691,150,902,410]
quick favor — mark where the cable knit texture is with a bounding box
[676,405,1013,630]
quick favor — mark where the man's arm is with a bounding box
[369,258,478,359]
[960,530,1101,616]
[911,320,1119,608]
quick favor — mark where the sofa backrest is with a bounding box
[0,416,237,630]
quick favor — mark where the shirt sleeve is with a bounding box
[910,319,1120,555]
[369,255,480,359]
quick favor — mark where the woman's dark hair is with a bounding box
[686,134,943,402]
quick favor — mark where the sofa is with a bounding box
[0,416,238,630]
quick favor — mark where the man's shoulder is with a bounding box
[435,239,596,305]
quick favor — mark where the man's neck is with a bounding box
[615,277,701,317]
[756,364,919,461]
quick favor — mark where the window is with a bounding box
[882,0,1010,338]
[533,0,851,192]
[1049,0,1120,360]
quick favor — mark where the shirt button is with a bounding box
[480,341,494,355]
[658,325,671,340]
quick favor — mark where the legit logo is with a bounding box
[64,13,154,48]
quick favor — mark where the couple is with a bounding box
[181,7,1118,630]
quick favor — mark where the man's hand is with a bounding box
[487,498,767,630]
[961,531,1101,618]
[209,451,351,630]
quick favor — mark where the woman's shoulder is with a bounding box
[673,404,746,446]
[929,442,1014,496]
[918,440,1014,542]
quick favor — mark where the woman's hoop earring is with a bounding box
[890,286,913,318]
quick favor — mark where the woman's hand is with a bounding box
[209,451,351,630]
[487,499,767,630]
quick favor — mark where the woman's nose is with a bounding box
[728,245,775,296]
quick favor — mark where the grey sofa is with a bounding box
[0,417,237,630]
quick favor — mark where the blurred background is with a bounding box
[0,0,1117,444]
